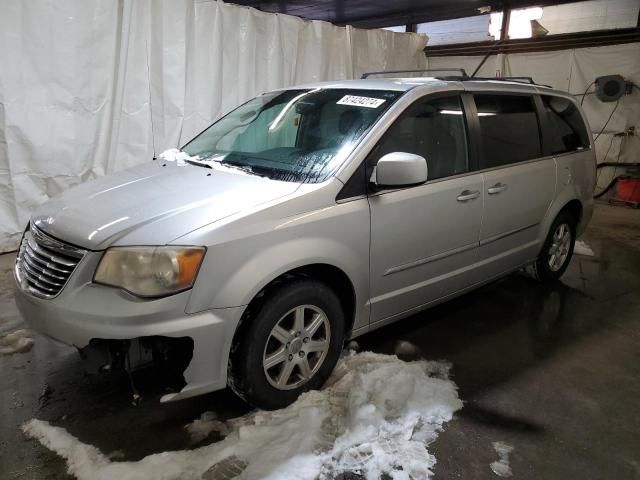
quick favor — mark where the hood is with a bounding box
[31,161,300,250]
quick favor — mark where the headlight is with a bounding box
[94,246,205,298]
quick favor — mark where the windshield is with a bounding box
[182,88,402,182]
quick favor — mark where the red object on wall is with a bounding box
[616,179,640,203]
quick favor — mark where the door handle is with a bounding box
[457,190,480,202]
[487,182,508,194]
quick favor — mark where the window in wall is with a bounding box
[372,95,469,180]
[474,94,542,168]
[382,25,406,33]
[541,96,590,154]
[490,0,639,40]
[490,7,545,39]
[422,0,638,47]
[538,0,639,35]
[417,15,501,46]
[488,12,504,39]
[491,8,549,39]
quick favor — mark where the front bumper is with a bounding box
[13,251,245,402]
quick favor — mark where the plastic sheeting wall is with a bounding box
[427,42,640,193]
[0,0,427,253]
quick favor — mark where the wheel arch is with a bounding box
[559,199,583,225]
[539,196,584,250]
[231,263,358,354]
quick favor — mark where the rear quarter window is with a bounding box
[541,95,590,155]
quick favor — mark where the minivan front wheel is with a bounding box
[263,304,331,391]
[229,279,345,410]
[528,211,577,282]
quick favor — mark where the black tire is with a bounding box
[527,210,577,282]
[228,279,345,410]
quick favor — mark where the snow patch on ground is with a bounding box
[0,329,34,355]
[186,411,231,444]
[23,352,462,480]
[346,340,360,352]
[394,340,422,359]
[574,240,594,257]
[490,441,514,477]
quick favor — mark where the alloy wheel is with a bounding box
[548,223,572,272]
[262,305,331,390]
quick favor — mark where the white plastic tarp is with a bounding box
[0,0,427,252]
[427,42,640,191]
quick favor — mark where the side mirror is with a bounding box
[373,152,428,188]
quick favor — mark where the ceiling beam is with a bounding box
[424,27,640,56]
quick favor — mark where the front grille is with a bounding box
[15,225,85,298]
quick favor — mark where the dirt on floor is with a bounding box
[586,201,640,250]
[1,203,639,480]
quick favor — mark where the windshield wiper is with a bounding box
[223,163,258,176]
[224,159,297,180]
[184,159,212,169]
[185,157,265,177]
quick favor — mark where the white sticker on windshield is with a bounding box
[337,95,386,108]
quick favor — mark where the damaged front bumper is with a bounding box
[78,336,195,392]
[14,255,245,402]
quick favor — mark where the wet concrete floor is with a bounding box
[1,203,639,479]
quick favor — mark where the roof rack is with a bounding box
[472,76,552,87]
[360,69,551,87]
[471,76,534,84]
[361,68,469,79]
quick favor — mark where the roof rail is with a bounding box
[470,76,551,87]
[360,69,551,88]
[361,68,469,79]
[471,76,534,84]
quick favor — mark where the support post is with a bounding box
[500,4,511,41]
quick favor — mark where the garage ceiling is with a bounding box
[230,0,581,28]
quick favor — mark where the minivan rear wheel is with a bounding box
[228,279,345,410]
[528,211,577,282]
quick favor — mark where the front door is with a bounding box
[368,94,484,323]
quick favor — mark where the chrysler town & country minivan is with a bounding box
[14,71,595,409]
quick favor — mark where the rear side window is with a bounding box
[371,95,469,181]
[541,95,590,154]
[473,94,542,168]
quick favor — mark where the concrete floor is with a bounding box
[1,202,639,479]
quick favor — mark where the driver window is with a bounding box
[370,95,469,181]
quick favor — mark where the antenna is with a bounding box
[146,41,157,160]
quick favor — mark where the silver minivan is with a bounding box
[14,71,595,409]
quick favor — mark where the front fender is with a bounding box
[210,237,363,309]
[183,198,371,329]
